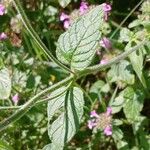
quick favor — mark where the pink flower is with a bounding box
[88,120,97,129]
[100,59,108,65]
[90,110,99,118]
[0,4,5,16]
[104,125,112,136]
[106,107,112,116]
[100,37,112,49]
[0,32,7,41]
[60,12,70,29]
[12,93,19,105]
[102,3,112,12]
[60,12,69,21]
[79,1,88,14]
[102,3,112,21]
[63,20,70,29]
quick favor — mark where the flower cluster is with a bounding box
[88,107,113,136]
[60,1,89,29]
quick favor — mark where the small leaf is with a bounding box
[112,127,129,150]
[47,87,84,148]
[123,87,145,122]
[0,68,11,100]
[110,93,124,114]
[126,43,146,88]
[58,0,71,8]
[107,60,135,86]
[56,5,104,71]
[119,28,134,42]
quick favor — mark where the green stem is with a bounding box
[110,0,144,39]
[78,39,148,78]
[0,87,70,111]
[12,0,73,74]
[0,75,73,132]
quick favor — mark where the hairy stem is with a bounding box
[12,0,73,74]
[78,39,148,77]
[0,75,73,132]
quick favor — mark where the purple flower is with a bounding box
[60,12,70,29]
[88,120,97,129]
[100,59,108,65]
[0,4,5,16]
[90,110,99,118]
[60,12,69,21]
[106,107,112,116]
[104,125,112,136]
[102,3,112,21]
[12,93,19,105]
[0,32,7,41]
[79,1,88,14]
[99,37,112,49]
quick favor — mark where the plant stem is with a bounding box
[12,0,73,74]
[0,75,73,132]
[78,39,148,78]
[110,0,144,39]
[0,87,70,110]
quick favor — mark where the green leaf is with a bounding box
[112,127,129,150]
[56,5,104,71]
[0,140,14,150]
[107,60,135,86]
[47,87,84,149]
[126,43,146,88]
[90,80,105,94]
[0,68,11,100]
[110,93,124,114]
[58,0,71,8]
[119,28,134,42]
[123,87,145,122]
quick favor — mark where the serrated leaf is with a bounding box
[0,68,11,99]
[58,0,71,8]
[56,5,104,71]
[123,87,145,122]
[47,87,84,148]
[126,43,146,88]
[107,60,135,85]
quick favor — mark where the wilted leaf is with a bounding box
[56,5,104,70]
